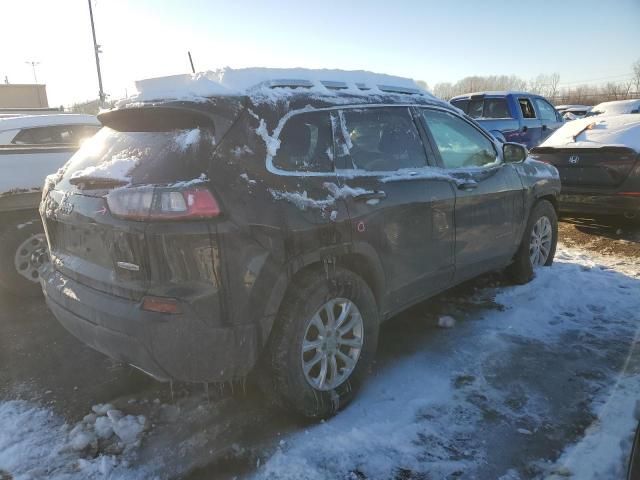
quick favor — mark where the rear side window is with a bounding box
[272,112,333,172]
[533,98,559,122]
[339,107,427,171]
[421,109,497,169]
[450,99,469,113]
[12,124,99,145]
[482,98,511,118]
[519,98,536,118]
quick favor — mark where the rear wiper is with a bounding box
[69,175,129,189]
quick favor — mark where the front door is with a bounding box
[532,96,564,144]
[334,106,456,314]
[517,97,543,148]
[418,108,525,281]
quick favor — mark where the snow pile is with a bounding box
[125,72,238,105]
[70,150,140,183]
[0,401,151,479]
[540,114,640,152]
[67,403,147,453]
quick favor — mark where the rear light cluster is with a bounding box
[106,186,221,220]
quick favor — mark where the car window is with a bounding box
[272,111,333,172]
[482,98,511,118]
[12,124,99,145]
[468,99,484,118]
[339,107,427,171]
[534,98,559,122]
[421,109,498,169]
[518,98,536,119]
[450,99,469,114]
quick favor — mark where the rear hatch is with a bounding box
[532,146,640,189]
[41,101,242,300]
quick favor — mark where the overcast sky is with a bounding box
[2,0,639,107]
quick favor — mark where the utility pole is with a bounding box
[25,61,40,84]
[87,0,106,107]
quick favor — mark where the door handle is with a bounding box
[522,125,528,132]
[354,191,387,201]
[457,181,478,191]
[542,124,548,131]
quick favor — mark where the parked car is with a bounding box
[39,71,560,418]
[560,106,592,121]
[586,99,640,117]
[0,114,100,296]
[531,114,640,221]
[450,91,564,148]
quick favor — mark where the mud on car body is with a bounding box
[39,76,560,418]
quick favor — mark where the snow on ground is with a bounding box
[253,246,640,480]
[0,401,153,479]
[0,244,638,480]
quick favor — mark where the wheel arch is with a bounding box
[259,243,386,347]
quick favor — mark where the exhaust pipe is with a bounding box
[623,212,637,220]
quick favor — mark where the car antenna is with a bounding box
[188,51,196,74]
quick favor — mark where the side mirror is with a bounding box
[503,142,527,163]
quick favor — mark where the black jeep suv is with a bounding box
[39,77,560,418]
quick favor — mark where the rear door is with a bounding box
[418,108,525,280]
[334,106,456,313]
[516,96,543,148]
[532,97,563,143]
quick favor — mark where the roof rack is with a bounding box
[261,79,424,95]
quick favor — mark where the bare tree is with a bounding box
[632,59,640,93]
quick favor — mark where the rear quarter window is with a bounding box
[272,111,334,172]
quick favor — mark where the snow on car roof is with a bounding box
[591,99,640,115]
[540,114,640,152]
[121,67,435,106]
[0,114,100,132]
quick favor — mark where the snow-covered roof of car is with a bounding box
[116,67,442,108]
[0,114,100,132]
[540,114,640,152]
[564,106,592,113]
[590,99,640,116]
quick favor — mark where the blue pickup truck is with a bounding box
[450,91,564,148]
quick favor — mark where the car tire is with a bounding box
[507,200,558,284]
[0,218,47,297]
[263,266,379,419]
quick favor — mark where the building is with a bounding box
[0,84,49,108]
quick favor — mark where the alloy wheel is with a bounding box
[301,298,364,391]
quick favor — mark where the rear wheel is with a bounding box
[0,219,47,297]
[507,200,558,284]
[263,267,379,418]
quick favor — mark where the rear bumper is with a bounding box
[41,266,261,382]
[558,192,640,217]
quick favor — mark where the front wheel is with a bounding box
[0,219,48,297]
[507,200,558,284]
[263,267,379,418]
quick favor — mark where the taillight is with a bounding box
[617,192,640,197]
[106,186,221,220]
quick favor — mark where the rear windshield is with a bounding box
[60,126,215,186]
[451,98,511,119]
